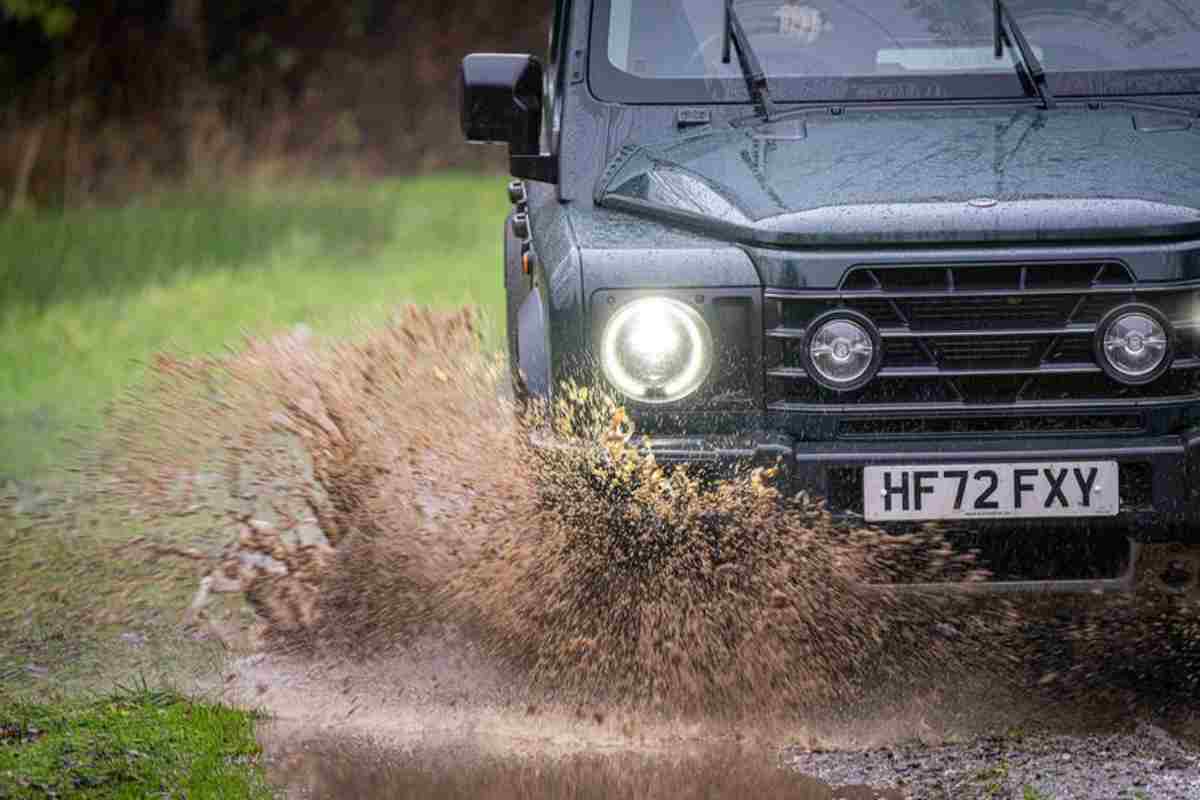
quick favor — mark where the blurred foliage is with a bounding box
[0,0,74,37]
[0,0,547,206]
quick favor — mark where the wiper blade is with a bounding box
[994,0,1056,109]
[723,0,775,121]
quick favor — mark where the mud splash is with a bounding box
[94,306,1200,720]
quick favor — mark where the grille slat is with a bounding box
[904,296,1074,329]
[838,414,1145,438]
[846,298,904,326]
[1047,336,1095,363]
[931,336,1042,368]
[765,262,1200,412]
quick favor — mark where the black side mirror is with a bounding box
[460,53,557,183]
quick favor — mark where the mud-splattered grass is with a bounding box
[0,489,230,697]
[0,686,272,799]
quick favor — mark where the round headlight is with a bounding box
[1096,305,1171,385]
[803,312,881,391]
[600,297,713,403]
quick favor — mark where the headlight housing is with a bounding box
[600,296,714,403]
[1095,304,1172,385]
[802,311,882,391]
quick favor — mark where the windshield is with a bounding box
[591,0,1200,103]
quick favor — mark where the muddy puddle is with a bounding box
[263,731,901,800]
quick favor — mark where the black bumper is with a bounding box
[645,430,1200,542]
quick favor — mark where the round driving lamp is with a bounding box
[600,296,714,403]
[1095,305,1172,385]
[802,311,882,391]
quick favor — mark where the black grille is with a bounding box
[904,295,1074,328]
[1045,336,1095,363]
[928,336,1043,368]
[765,262,1200,411]
[882,339,927,366]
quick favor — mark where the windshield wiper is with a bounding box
[722,0,775,121]
[993,0,1055,109]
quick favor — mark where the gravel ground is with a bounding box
[789,723,1200,800]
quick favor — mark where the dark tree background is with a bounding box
[0,0,548,207]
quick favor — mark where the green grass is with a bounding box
[0,173,509,477]
[0,686,272,798]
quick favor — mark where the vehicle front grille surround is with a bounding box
[765,262,1200,417]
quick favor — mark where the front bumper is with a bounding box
[640,430,1200,593]
[645,430,1200,542]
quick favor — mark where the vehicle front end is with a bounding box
[462,0,1200,589]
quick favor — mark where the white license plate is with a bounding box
[862,461,1119,522]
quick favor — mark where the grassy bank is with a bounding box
[0,173,508,478]
[0,687,272,799]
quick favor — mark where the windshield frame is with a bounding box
[588,0,1200,106]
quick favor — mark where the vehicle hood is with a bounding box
[595,106,1200,246]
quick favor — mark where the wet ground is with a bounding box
[227,624,1200,800]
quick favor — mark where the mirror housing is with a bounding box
[460,53,557,183]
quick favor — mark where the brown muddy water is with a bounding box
[263,732,901,800]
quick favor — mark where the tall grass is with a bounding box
[0,173,509,477]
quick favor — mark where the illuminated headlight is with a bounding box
[600,297,713,403]
[802,312,881,391]
[1096,305,1172,384]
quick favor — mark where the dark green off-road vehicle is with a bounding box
[461,0,1200,590]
